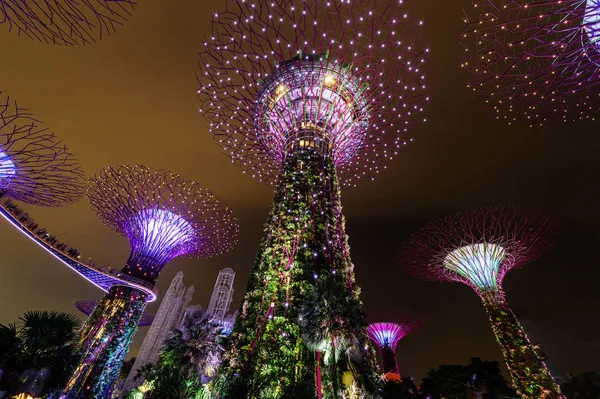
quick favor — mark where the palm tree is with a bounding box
[19,311,80,369]
[0,323,23,393]
[145,307,226,399]
[0,310,81,396]
[299,277,369,398]
[0,323,22,370]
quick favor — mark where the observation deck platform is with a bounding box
[0,204,158,302]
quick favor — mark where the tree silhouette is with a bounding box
[421,358,515,399]
[0,311,81,396]
[561,372,600,399]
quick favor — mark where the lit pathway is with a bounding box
[0,204,158,301]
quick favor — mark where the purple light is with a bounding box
[87,165,239,283]
[367,318,424,352]
[131,208,196,261]
[0,150,16,184]
[197,0,429,185]
[367,323,406,351]
[0,91,85,206]
[0,204,157,301]
[460,0,600,124]
[584,0,600,51]
[255,60,369,166]
[366,311,426,375]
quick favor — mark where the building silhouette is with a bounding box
[206,267,235,320]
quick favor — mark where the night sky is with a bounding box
[0,0,599,382]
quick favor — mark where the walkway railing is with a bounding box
[0,204,158,302]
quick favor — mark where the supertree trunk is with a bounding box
[219,147,374,398]
[381,346,399,375]
[62,286,147,399]
[482,293,565,399]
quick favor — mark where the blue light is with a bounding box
[0,150,17,184]
[444,243,505,291]
[584,0,600,48]
[372,325,397,347]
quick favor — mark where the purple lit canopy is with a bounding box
[461,0,600,125]
[75,300,154,326]
[197,0,429,185]
[0,0,137,45]
[367,310,426,351]
[86,165,239,280]
[0,91,85,206]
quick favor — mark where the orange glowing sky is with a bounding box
[0,0,598,380]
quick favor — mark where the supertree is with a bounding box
[366,310,425,380]
[0,0,136,45]
[196,0,428,397]
[460,0,600,126]
[0,91,85,206]
[398,205,565,399]
[61,165,239,399]
[75,300,154,326]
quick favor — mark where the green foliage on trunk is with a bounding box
[216,147,377,398]
[483,297,564,399]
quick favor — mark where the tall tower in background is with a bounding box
[206,267,235,320]
[121,272,195,395]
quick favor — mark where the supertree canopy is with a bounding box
[75,300,154,326]
[0,0,136,45]
[197,0,428,398]
[62,165,238,399]
[0,91,85,206]
[367,310,425,378]
[197,0,428,186]
[460,0,600,125]
[86,165,238,283]
[398,205,565,399]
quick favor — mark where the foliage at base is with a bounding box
[0,311,81,397]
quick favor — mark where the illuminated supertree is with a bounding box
[197,0,428,397]
[366,310,425,380]
[75,300,154,326]
[0,0,136,45]
[460,0,600,125]
[398,205,565,399]
[62,165,238,399]
[0,91,85,206]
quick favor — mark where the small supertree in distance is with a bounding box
[0,91,85,206]
[398,205,565,399]
[61,165,239,399]
[75,300,154,326]
[460,0,600,126]
[197,0,428,397]
[0,0,137,45]
[366,310,426,381]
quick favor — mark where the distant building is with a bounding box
[120,272,194,396]
[206,267,236,320]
